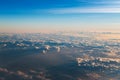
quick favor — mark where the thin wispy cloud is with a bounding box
[77,0,120,4]
[45,0,120,14]
[82,0,120,4]
[47,7,120,14]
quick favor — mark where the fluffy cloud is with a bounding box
[0,67,50,80]
[86,73,101,79]
[0,67,8,73]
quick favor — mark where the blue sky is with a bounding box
[0,0,120,33]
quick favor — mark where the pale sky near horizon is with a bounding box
[0,0,120,33]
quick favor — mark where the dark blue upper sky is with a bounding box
[1,0,120,15]
[0,0,99,9]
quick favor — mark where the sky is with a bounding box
[0,0,120,33]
